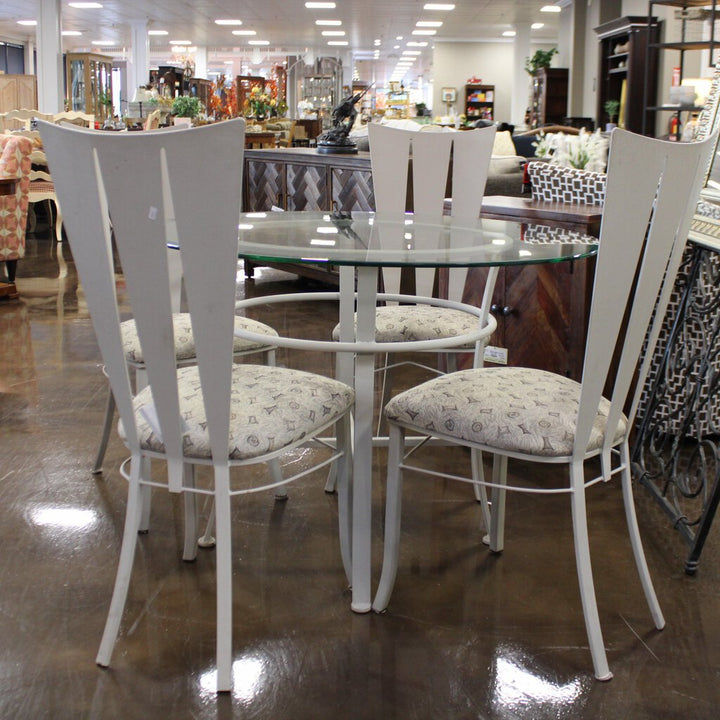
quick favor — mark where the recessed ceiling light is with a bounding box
[91,40,114,45]
[396,36,403,40]
[148,30,168,36]
[305,2,336,8]
[393,45,400,49]
[416,21,442,27]
[406,41,428,47]
[541,5,562,12]
[327,40,348,46]
[62,30,82,36]
[402,50,421,55]
[322,30,345,36]
[374,39,381,46]
[248,40,270,45]
[169,40,192,45]
[316,20,342,25]
[68,2,103,7]
[424,3,455,9]
[412,30,437,35]
[17,20,37,26]
[531,23,545,30]
[502,31,516,37]
[214,19,243,25]
[232,30,257,36]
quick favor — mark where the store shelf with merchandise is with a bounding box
[464,84,494,121]
[642,0,719,137]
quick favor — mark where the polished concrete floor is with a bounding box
[1,226,720,719]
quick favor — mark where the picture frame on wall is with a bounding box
[441,87,457,103]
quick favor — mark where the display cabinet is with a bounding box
[464,84,494,121]
[529,68,568,128]
[66,53,113,121]
[642,1,717,137]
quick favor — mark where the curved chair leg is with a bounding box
[372,423,405,612]
[619,441,665,629]
[335,413,353,584]
[92,388,116,474]
[570,459,612,681]
[53,200,64,243]
[96,453,144,667]
[214,467,233,692]
[198,501,216,548]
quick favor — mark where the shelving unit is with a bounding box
[642,1,718,137]
[529,68,568,128]
[386,90,410,118]
[596,16,660,134]
[464,84,494,120]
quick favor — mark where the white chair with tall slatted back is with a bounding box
[328,123,497,504]
[39,118,355,693]
[373,127,718,681]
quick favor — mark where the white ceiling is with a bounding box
[0,1,561,86]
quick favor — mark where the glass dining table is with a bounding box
[233,210,598,613]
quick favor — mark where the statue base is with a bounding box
[316,143,358,155]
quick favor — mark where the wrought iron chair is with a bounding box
[372,127,718,681]
[39,118,355,693]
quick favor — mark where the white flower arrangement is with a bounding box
[532,129,609,173]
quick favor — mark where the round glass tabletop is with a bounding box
[236,211,597,269]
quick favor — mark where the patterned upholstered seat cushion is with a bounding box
[332,305,480,345]
[120,313,278,363]
[120,364,354,460]
[385,366,627,457]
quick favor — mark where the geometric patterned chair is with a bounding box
[0,134,32,294]
[39,117,355,693]
[372,127,718,681]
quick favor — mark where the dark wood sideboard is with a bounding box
[242,148,598,380]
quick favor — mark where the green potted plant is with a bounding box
[604,99,620,130]
[171,95,201,125]
[525,48,558,75]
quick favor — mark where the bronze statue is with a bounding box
[317,85,372,154]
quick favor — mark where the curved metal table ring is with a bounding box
[234,211,598,613]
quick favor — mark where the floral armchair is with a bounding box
[0,134,33,286]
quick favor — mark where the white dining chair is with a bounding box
[39,117,355,693]
[372,127,718,681]
[327,124,498,505]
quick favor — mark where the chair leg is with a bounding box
[471,449,492,541]
[569,460,612,681]
[372,423,406,612]
[96,453,144,667]
[138,458,152,533]
[198,501,216,548]
[335,413,353,585]
[269,459,288,500]
[53,200,64,243]
[214,467,233,693]
[182,464,198,562]
[619,441,665,629]
[488,454,507,553]
[92,388,116,474]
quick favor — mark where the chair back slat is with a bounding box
[368,124,496,301]
[39,119,247,489]
[574,128,718,464]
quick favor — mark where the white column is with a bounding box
[194,47,208,79]
[24,41,35,74]
[128,19,149,95]
[36,0,63,113]
[512,23,532,128]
